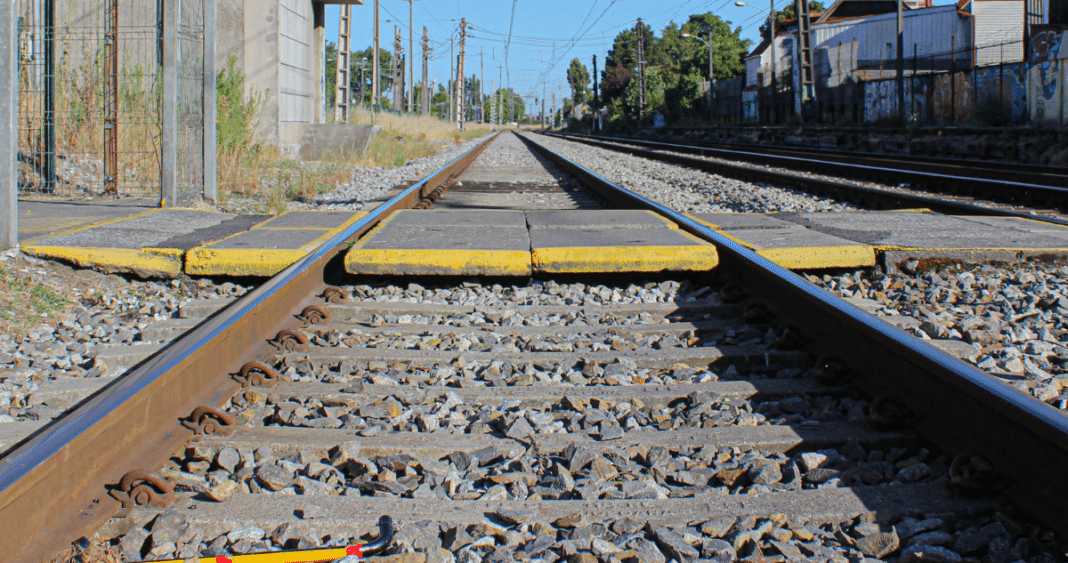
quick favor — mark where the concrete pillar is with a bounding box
[161,0,178,207]
[0,0,17,248]
[313,1,325,124]
[204,0,218,203]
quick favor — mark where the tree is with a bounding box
[482,88,526,123]
[351,46,393,105]
[567,59,591,105]
[760,1,826,37]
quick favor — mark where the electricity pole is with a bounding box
[448,34,454,122]
[392,26,403,109]
[457,18,467,129]
[335,5,352,122]
[636,19,647,124]
[407,0,416,113]
[480,50,485,123]
[592,55,599,133]
[372,0,380,106]
[422,27,429,115]
[896,0,905,122]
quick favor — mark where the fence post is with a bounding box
[203,0,217,203]
[161,0,178,207]
[0,0,17,248]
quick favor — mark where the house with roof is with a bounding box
[742,0,1025,121]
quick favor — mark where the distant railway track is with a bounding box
[551,132,1068,225]
[1,131,1067,563]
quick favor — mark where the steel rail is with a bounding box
[0,133,499,563]
[573,132,1068,188]
[546,132,1068,227]
[518,131,1068,536]
[655,129,1068,178]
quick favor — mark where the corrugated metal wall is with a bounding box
[813,6,972,77]
[278,0,312,123]
[973,0,1025,65]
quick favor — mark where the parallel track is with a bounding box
[552,132,1068,225]
[1,131,1066,562]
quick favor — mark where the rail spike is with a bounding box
[299,304,331,326]
[270,328,309,352]
[321,286,349,303]
[182,405,237,436]
[108,469,175,509]
[234,361,280,389]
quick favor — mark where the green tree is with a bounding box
[482,88,526,123]
[567,59,591,104]
[351,46,393,105]
[760,1,826,37]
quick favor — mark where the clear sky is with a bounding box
[323,0,793,114]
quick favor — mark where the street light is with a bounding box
[681,32,714,122]
[736,0,777,124]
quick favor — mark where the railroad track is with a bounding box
[551,132,1068,225]
[1,131,1067,563]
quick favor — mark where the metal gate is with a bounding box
[15,0,213,205]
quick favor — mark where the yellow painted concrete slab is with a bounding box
[21,246,184,277]
[688,214,876,270]
[344,211,532,276]
[531,228,718,274]
[186,211,366,277]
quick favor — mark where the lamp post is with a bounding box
[681,32,714,122]
[736,0,776,124]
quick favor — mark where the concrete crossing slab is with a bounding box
[22,209,255,277]
[689,212,876,269]
[186,210,366,277]
[345,210,532,276]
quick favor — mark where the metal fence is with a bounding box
[15,0,212,204]
[709,35,1068,128]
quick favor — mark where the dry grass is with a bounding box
[216,111,491,213]
[49,536,123,563]
[0,259,75,339]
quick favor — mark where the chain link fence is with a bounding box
[15,0,209,202]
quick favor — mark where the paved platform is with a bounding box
[186,210,366,277]
[22,208,264,277]
[690,210,1068,270]
[18,199,157,240]
[345,210,532,276]
[345,210,720,276]
[689,212,877,269]
[18,201,364,278]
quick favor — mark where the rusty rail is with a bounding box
[0,133,498,563]
[518,131,1068,536]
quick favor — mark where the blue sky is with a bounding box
[324,0,795,113]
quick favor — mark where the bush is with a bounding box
[217,55,263,153]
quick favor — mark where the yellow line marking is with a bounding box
[757,245,877,269]
[153,545,364,563]
[347,248,532,276]
[185,212,367,277]
[20,245,183,277]
[533,241,718,273]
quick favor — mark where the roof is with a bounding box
[816,0,902,22]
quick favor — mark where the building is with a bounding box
[218,0,364,155]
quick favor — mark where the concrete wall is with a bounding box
[972,0,1026,65]
[217,0,328,154]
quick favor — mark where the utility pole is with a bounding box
[636,19,647,124]
[407,0,416,113]
[490,80,496,128]
[448,34,454,122]
[372,0,380,106]
[541,92,546,130]
[498,63,503,127]
[552,88,556,129]
[796,0,816,123]
[457,18,467,129]
[392,26,403,109]
[480,50,485,123]
[769,0,777,125]
[896,0,905,122]
[359,59,366,108]
[335,5,352,122]
[422,27,429,115]
[592,55,599,133]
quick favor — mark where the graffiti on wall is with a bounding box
[1028,26,1068,124]
[864,80,896,122]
